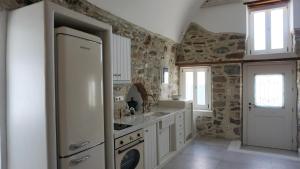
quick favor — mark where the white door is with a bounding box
[243,61,297,150]
[144,124,157,169]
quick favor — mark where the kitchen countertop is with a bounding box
[114,106,186,138]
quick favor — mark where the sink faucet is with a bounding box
[142,94,159,113]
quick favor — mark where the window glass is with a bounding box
[163,71,169,84]
[271,8,284,49]
[253,11,266,51]
[255,74,284,107]
[197,71,206,105]
[182,67,211,110]
[185,72,194,101]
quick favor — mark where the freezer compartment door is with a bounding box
[57,34,104,157]
[60,144,105,169]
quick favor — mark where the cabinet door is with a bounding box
[144,124,157,169]
[112,34,119,81]
[185,103,193,140]
[158,127,170,160]
[112,34,131,83]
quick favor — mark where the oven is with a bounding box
[115,130,144,169]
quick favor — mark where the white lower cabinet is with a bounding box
[144,124,157,169]
[185,103,193,141]
[158,127,170,160]
[175,112,185,150]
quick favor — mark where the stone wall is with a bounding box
[177,23,245,139]
[177,23,245,65]
[2,0,179,118]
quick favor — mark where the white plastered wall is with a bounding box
[191,2,247,34]
[0,10,7,169]
[293,0,300,29]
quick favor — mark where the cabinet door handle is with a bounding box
[70,155,90,166]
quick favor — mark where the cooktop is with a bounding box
[114,123,132,131]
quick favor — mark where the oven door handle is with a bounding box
[118,140,144,154]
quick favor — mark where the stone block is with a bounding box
[214,47,230,54]
[225,52,244,59]
[224,65,240,75]
[213,76,227,82]
[213,101,226,107]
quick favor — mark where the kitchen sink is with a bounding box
[145,112,171,117]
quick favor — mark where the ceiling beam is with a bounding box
[201,0,242,8]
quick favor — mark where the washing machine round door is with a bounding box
[121,149,140,169]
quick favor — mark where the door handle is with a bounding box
[70,155,90,166]
[113,74,121,77]
[117,140,144,154]
[69,141,90,151]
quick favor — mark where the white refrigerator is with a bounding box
[56,27,105,169]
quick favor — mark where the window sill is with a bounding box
[194,109,213,117]
[244,52,297,60]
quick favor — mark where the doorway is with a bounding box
[243,61,297,150]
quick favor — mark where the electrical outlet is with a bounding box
[114,96,125,102]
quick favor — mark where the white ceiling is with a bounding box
[87,0,243,42]
[87,0,206,42]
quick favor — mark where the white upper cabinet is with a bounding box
[112,34,131,83]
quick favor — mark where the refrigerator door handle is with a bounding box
[69,141,90,151]
[70,155,90,166]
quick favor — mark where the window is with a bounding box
[162,67,169,84]
[254,74,284,107]
[180,67,211,110]
[248,4,289,55]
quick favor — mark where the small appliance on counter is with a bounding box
[56,27,105,169]
[127,97,138,112]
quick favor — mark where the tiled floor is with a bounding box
[162,137,300,169]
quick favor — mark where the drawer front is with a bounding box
[176,137,184,150]
[176,120,184,130]
[176,128,184,139]
[60,144,105,169]
[176,112,184,120]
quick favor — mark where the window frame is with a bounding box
[180,66,211,111]
[248,3,290,55]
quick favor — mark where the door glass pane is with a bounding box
[185,72,193,100]
[197,71,206,105]
[253,11,266,51]
[255,74,284,107]
[271,8,284,49]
